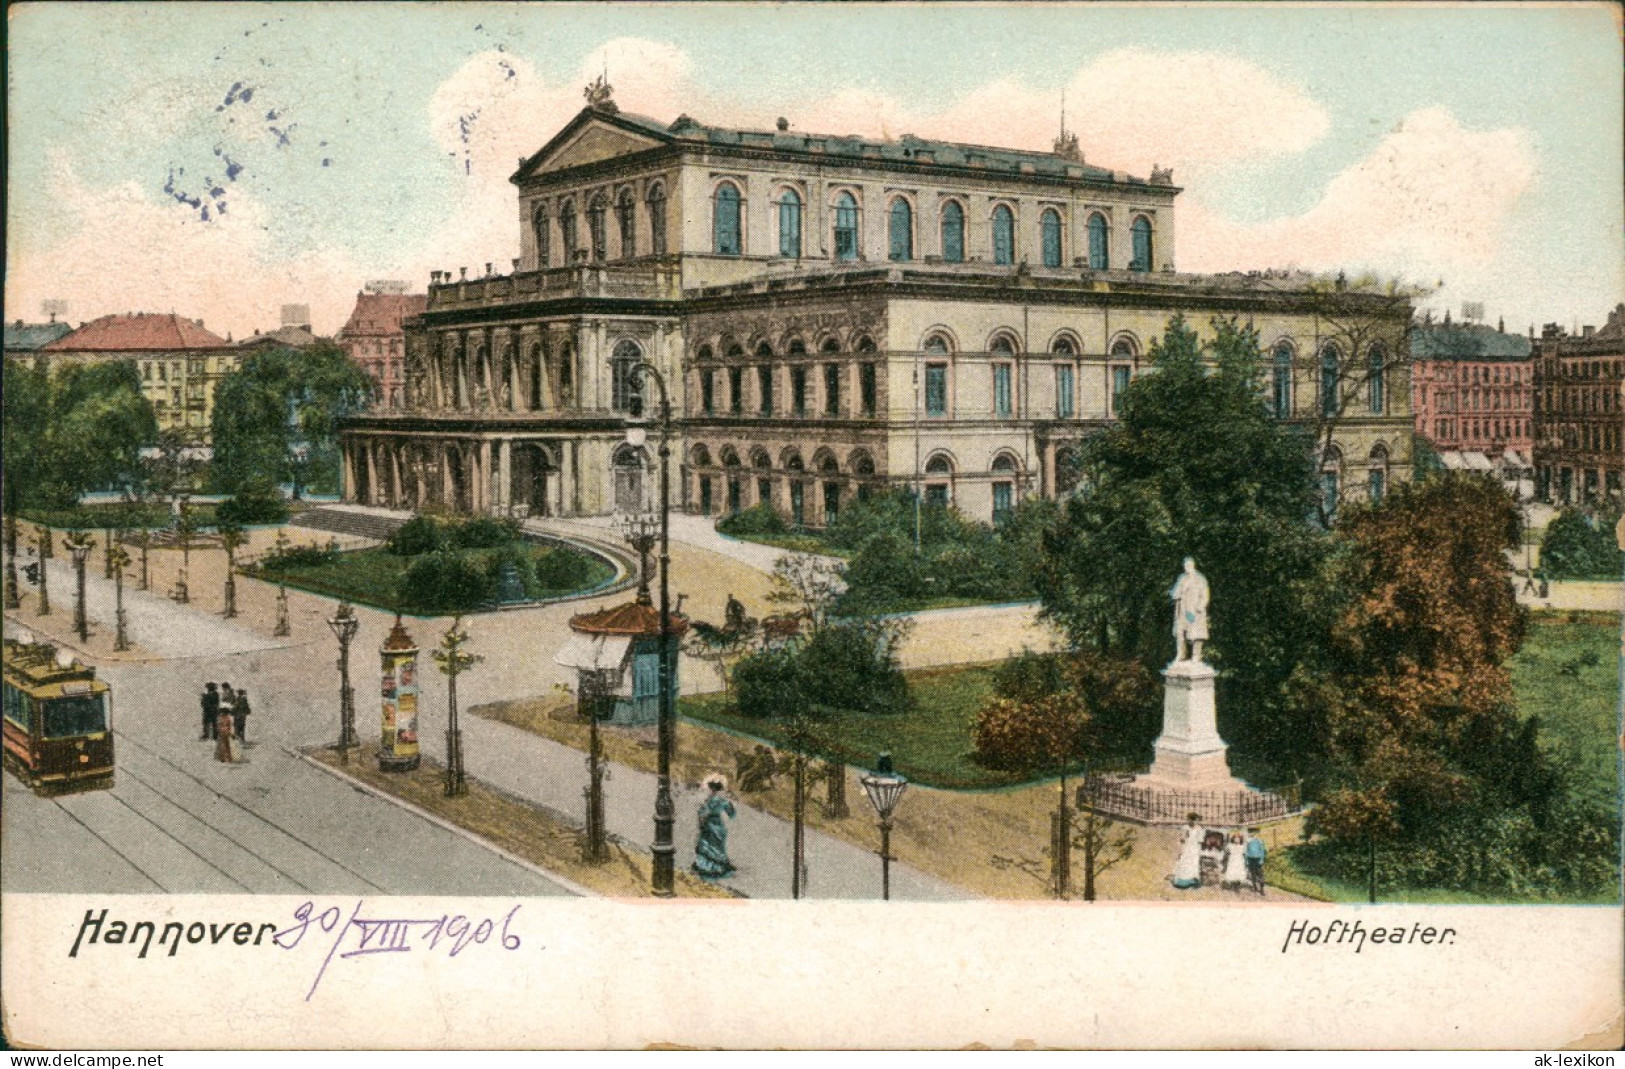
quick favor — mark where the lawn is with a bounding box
[679,662,1020,789]
[1511,611,1621,811]
[254,542,615,616]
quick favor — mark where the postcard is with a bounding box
[3,1,1621,1051]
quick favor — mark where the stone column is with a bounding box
[439,441,453,506]
[364,444,379,505]
[497,439,511,512]
[477,439,492,513]
[506,331,519,412]
[561,439,577,516]
[341,442,357,502]
[1042,441,1057,499]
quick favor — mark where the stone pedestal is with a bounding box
[1141,659,1244,790]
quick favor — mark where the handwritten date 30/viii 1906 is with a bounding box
[274,900,527,999]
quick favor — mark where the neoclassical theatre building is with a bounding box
[339,82,1414,525]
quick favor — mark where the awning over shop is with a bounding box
[553,632,632,671]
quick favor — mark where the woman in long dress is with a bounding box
[214,709,237,764]
[1170,814,1203,889]
[691,775,737,880]
[1221,831,1248,892]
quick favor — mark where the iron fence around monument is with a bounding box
[1078,775,1300,826]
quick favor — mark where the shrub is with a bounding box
[531,545,601,592]
[387,515,445,556]
[718,503,787,538]
[733,646,810,720]
[991,649,1069,705]
[216,478,289,526]
[797,621,910,715]
[971,692,1090,773]
[260,538,340,570]
[400,549,495,614]
[1540,508,1620,580]
[452,515,520,549]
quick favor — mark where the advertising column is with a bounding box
[378,615,421,772]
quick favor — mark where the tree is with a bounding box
[210,344,372,496]
[1295,473,1602,895]
[217,521,246,618]
[433,617,483,797]
[1072,775,1138,902]
[765,553,846,631]
[1036,315,1335,775]
[1260,273,1426,524]
[1539,507,1622,580]
[684,595,759,702]
[2,357,157,511]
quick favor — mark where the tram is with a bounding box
[2,632,114,795]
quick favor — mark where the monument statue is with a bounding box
[1169,557,1209,663]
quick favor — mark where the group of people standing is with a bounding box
[201,682,252,764]
[1171,815,1267,895]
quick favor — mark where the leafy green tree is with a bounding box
[216,476,290,526]
[1539,508,1621,580]
[210,344,372,496]
[2,358,157,510]
[1035,315,1333,773]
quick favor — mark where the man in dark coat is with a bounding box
[201,683,220,741]
[233,690,251,744]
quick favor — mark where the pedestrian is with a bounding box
[1221,830,1248,892]
[233,689,251,745]
[1244,826,1268,896]
[691,774,737,880]
[1169,813,1203,890]
[200,682,219,741]
[219,682,236,717]
[214,707,238,764]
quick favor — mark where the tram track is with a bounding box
[111,730,386,894]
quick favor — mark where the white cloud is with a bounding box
[1179,108,1537,277]
[5,152,369,338]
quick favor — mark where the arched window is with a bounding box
[1130,216,1152,272]
[925,455,954,476]
[923,333,951,354]
[833,192,859,262]
[889,198,913,261]
[611,340,643,414]
[850,450,876,476]
[691,444,712,468]
[820,337,841,354]
[616,188,636,259]
[1368,345,1386,414]
[558,198,578,262]
[992,204,1015,265]
[940,201,965,263]
[1087,213,1109,270]
[777,188,802,258]
[713,183,742,256]
[1272,342,1294,419]
[1368,445,1389,503]
[1321,448,1342,522]
[1051,336,1077,356]
[989,334,1017,355]
[587,193,609,261]
[1040,209,1063,268]
[1320,345,1340,417]
[532,204,551,267]
[646,184,667,256]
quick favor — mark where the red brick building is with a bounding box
[1533,303,1625,506]
[336,286,426,410]
[1410,318,1533,461]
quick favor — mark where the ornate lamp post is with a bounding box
[64,531,96,643]
[109,544,131,651]
[327,601,360,763]
[624,359,677,896]
[860,752,910,901]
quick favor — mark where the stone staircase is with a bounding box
[289,505,409,543]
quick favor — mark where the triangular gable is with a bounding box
[512,108,671,183]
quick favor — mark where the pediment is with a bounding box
[517,112,670,182]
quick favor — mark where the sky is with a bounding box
[6,2,1622,340]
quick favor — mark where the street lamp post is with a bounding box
[860,752,910,901]
[64,531,95,643]
[625,359,677,897]
[327,601,360,763]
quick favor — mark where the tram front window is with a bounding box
[43,694,106,738]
